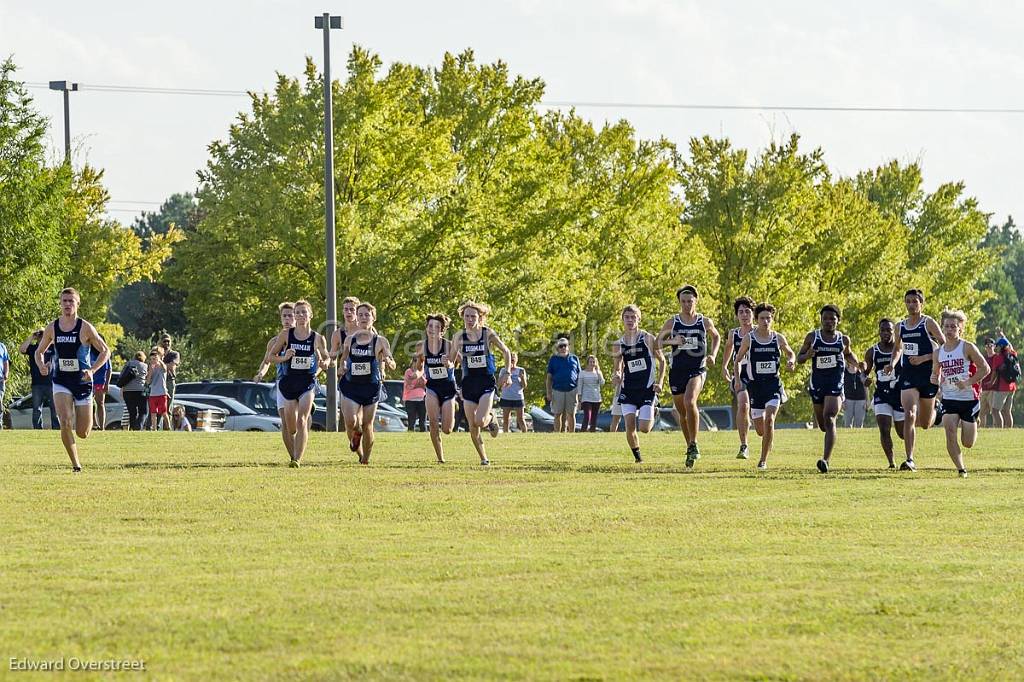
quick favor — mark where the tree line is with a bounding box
[2,50,1019,415]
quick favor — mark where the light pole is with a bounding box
[315,13,343,431]
[48,80,79,164]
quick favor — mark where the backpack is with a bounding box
[116,364,137,388]
[998,353,1021,384]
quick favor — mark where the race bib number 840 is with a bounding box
[627,358,648,373]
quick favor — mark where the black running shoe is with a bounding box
[899,459,916,472]
[816,459,828,474]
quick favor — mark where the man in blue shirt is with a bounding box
[546,337,581,432]
[19,329,58,429]
[0,340,9,430]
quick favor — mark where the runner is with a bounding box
[733,303,796,470]
[721,296,755,459]
[338,302,396,464]
[33,288,110,472]
[447,301,512,465]
[883,289,943,471]
[330,296,363,449]
[658,285,721,468]
[932,310,990,478]
[255,301,295,456]
[417,313,458,463]
[796,304,858,473]
[267,299,330,466]
[864,319,905,468]
[611,305,666,463]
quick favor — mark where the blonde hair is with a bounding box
[940,309,967,326]
[278,301,294,312]
[458,300,491,318]
[60,287,81,303]
[341,296,361,307]
[621,304,641,320]
[293,299,313,314]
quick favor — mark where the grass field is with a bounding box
[2,427,1023,680]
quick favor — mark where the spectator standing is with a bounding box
[843,360,868,428]
[546,338,581,433]
[978,338,998,427]
[578,355,605,432]
[402,357,427,432]
[159,334,180,409]
[989,337,1019,428]
[499,353,528,433]
[120,351,149,431]
[90,347,112,431]
[146,349,171,431]
[0,339,8,429]
[19,329,57,429]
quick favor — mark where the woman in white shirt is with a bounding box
[578,355,605,432]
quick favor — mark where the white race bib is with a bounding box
[903,342,919,356]
[680,336,698,351]
[290,355,313,371]
[946,374,965,387]
[428,366,448,380]
[351,362,371,376]
[877,370,895,383]
[58,358,80,372]
[756,361,777,375]
[627,358,647,373]
[815,355,837,370]
[466,354,487,369]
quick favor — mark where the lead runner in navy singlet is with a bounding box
[657,285,720,469]
[447,301,513,466]
[338,302,396,464]
[34,288,110,472]
[416,313,458,463]
[255,301,296,456]
[796,304,858,474]
[883,289,944,471]
[267,299,330,467]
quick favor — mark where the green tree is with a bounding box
[169,48,713,400]
[110,193,198,338]
[977,216,1024,342]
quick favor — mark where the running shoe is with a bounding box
[958,469,968,478]
[480,458,490,466]
[685,442,699,468]
[736,444,749,460]
[816,459,829,474]
[289,459,300,468]
[899,459,916,472]
[757,461,767,470]
[72,466,82,473]
[488,421,499,438]
[633,451,643,463]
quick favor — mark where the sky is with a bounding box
[2,0,1022,225]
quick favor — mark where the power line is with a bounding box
[23,81,1024,115]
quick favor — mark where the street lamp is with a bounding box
[48,80,79,164]
[315,13,343,431]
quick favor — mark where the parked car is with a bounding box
[700,405,735,431]
[657,406,719,432]
[313,395,407,432]
[4,385,227,431]
[175,394,281,431]
[175,380,329,431]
